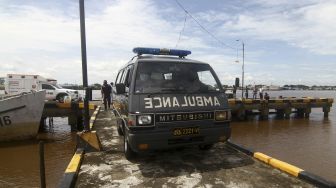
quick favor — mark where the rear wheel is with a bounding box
[198,144,214,150]
[116,120,124,136]
[124,135,136,160]
[117,125,123,136]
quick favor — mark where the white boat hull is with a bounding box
[0,91,45,141]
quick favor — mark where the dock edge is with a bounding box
[58,148,84,188]
[227,140,336,188]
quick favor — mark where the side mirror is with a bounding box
[116,83,126,94]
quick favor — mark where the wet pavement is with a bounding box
[76,110,314,188]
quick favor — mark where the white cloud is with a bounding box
[0,0,335,86]
[220,1,336,55]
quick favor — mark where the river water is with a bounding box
[0,90,334,187]
[0,118,76,187]
[231,90,336,181]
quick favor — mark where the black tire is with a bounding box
[117,125,124,136]
[124,136,136,160]
[56,93,68,102]
[198,144,214,150]
[116,120,124,136]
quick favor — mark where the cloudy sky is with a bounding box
[0,0,335,86]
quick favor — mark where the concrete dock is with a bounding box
[228,97,333,120]
[74,109,314,187]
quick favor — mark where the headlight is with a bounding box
[138,115,152,125]
[215,111,231,121]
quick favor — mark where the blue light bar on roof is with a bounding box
[133,47,191,57]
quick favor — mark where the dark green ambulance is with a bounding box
[114,47,231,160]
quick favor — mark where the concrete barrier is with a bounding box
[76,105,102,152]
[58,148,84,188]
[227,141,336,188]
[89,106,100,130]
[77,131,101,152]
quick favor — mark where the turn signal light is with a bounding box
[138,144,149,150]
[215,111,231,121]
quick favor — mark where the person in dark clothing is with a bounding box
[265,92,270,100]
[253,87,257,99]
[101,80,112,110]
[259,91,263,99]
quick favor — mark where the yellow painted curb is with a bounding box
[79,103,96,110]
[90,106,100,130]
[243,99,253,104]
[78,131,101,151]
[65,151,83,173]
[254,152,303,177]
[254,152,272,163]
[303,98,310,103]
[228,99,235,105]
[269,158,303,177]
[275,100,284,103]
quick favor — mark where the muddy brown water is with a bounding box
[231,90,336,181]
[0,118,76,187]
[0,90,335,187]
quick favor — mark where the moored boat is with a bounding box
[0,90,45,141]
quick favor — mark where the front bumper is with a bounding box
[126,124,231,153]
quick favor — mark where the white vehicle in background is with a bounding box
[4,74,79,101]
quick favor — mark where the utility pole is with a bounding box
[79,0,89,131]
[242,42,245,98]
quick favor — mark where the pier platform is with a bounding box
[73,108,314,187]
[42,101,97,131]
[228,97,333,120]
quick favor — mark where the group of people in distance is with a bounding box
[251,87,269,100]
[233,86,270,100]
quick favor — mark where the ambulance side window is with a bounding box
[115,71,121,84]
[120,68,128,84]
[124,65,134,88]
[117,69,125,84]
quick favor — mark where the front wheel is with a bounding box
[117,125,123,136]
[124,136,136,160]
[56,93,68,102]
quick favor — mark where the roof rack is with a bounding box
[133,47,191,57]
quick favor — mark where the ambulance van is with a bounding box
[114,47,231,159]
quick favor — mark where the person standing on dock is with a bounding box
[259,88,263,99]
[265,92,270,100]
[253,87,257,99]
[101,80,112,110]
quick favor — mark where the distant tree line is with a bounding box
[61,83,102,90]
[223,84,336,90]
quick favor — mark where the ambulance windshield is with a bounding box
[134,62,222,94]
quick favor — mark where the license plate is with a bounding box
[173,127,200,136]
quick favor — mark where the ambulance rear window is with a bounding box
[134,62,221,94]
